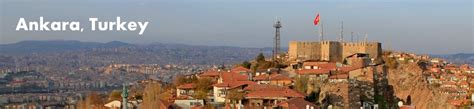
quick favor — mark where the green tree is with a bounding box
[241,61,252,69]
[256,53,265,62]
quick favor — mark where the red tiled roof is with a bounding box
[244,84,286,91]
[270,74,292,81]
[329,73,348,79]
[277,98,319,109]
[253,74,270,80]
[213,81,256,89]
[460,64,470,70]
[337,66,361,72]
[448,99,469,106]
[246,88,305,98]
[443,81,457,86]
[253,74,292,81]
[303,62,337,70]
[231,66,251,73]
[459,81,469,86]
[177,83,195,89]
[297,69,330,75]
[220,72,249,82]
[199,70,220,77]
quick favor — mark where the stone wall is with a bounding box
[288,41,381,63]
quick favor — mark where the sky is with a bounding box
[0,0,472,54]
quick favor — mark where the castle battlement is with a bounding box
[288,40,382,62]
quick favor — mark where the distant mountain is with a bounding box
[0,40,135,55]
[0,40,273,65]
[431,53,474,65]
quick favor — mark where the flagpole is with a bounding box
[318,12,323,41]
[320,18,324,41]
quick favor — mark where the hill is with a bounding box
[431,53,474,65]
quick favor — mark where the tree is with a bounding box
[173,74,198,87]
[227,89,246,109]
[294,75,309,94]
[142,82,165,109]
[275,63,288,69]
[78,92,106,109]
[256,53,265,62]
[384,57,398,69]
[193,78,214,105]
[406,95,412,105]
[195,78,213,91]
[241,61,252,69]
[109,90,122,100]
[305,88,320,103]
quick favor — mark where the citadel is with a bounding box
[288,40,382,63]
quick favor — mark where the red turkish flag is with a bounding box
[314,13,320,25]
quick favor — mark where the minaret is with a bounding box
[273,17,282,61]
[121,84,128,109]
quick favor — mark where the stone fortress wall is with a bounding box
[288,41,381,62]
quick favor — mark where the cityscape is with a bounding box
[1,0,473,109]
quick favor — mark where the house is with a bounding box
[174,99,203,109]
[441,81,457,88]
[338,66,365,80]
[344,53,371,67]
[253,73,292,86]
[277,98,319,109]
[213,81,256,103]
[459,81,469,89]
[231,66,251,74]
[427,75,441,84]
[176,83,195,97]
[104,100,138,109]
[399,105,416,109]
[302,61,337,70]
[329,73,349,83]
[244,84,287,91]
[198,70,221,81]
[448,99,469,107]
[218,71,250,83]
[296,69,330,80]
[245,87,305,108]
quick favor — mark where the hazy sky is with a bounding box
[0,0,472,54]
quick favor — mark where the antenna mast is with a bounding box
[273,17,282,61]
[364,33,368,43]
[340,21,344,42]
[351,32,354,42]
